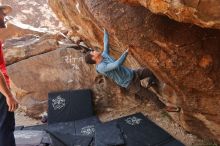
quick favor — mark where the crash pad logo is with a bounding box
[125,116,142,125]
[81,125,95,135]
[52,95,66,110]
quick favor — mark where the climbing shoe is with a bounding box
[165,106,181,112]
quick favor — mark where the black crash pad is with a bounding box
[23,124,48,130]
[23,124,52,144]
[41,133,52,145]
[15,126,24,130]
[95,121,124,146]
[117,113,174,146]
[49,132,93,146]
[95,140,107,146]
[14,130,46,146]
[75,116,100,136]
[46,121,76,135]
[48,89,94,124]
[46,130,66,146]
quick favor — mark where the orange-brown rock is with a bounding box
[8,47,96,117]
[4,33,63,65]
[49,0,220,143]
[118,0,220,30]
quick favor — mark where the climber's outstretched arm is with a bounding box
[103,29,109,54]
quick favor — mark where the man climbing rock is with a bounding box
[85,29,156,99]
[0,4,18,146]
[85,29,179,112]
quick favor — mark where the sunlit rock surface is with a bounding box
[4,32,62,65]
[119,0,220,29]
[2,0,63,30]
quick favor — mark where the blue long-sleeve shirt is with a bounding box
[96,30,134,88]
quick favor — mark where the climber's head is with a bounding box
[0,5,12,28]
[85,50,102,64]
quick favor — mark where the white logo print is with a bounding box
[125,116,142,125]
[81,125,95,135]
[52,95,66,110]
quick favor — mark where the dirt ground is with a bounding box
[15,108,41,126]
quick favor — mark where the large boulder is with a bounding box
[8,46,130,118]
[48,0,220,143]
[4,33,62,65]
[0,17,66,66]
[8,47,96,117]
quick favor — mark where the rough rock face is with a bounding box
[0,18,65,65]
[49,0,220,143]
[8,47,96,117]
[4,33,62,65]
[119,0,220,29]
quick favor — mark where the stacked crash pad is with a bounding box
[48,89,94,124]
[15,89,184,146]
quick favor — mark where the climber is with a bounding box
[85,30,157,97]
[84,29,157,101]
[0,5,18,146]
[84,29,180,112]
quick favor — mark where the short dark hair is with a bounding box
[85,52,96,64]
[0,19,5,28]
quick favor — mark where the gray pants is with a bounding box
[126,68,158,100]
